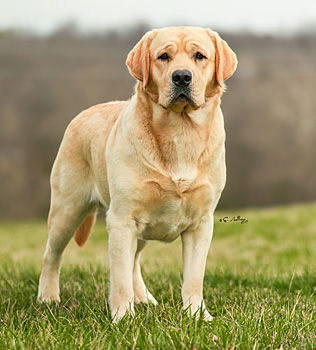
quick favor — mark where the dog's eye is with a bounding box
[158,53,170,61]
[195,52,206,60]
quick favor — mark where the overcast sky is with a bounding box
[1,0,316,35]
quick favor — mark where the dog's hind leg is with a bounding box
[38,158,95,303]
[133,239,158,305]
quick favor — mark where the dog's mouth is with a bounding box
[168,88,196,108]
[175,93,190,104]
[159,87,200,111]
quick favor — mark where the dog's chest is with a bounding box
[137,176,213,242]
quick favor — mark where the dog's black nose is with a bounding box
[172,70,192,87]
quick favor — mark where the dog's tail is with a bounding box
[74,212,97,247]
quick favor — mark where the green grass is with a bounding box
[0,203,316,349]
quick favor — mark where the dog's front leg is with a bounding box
[181,215,214,321]
[107,211,138,323]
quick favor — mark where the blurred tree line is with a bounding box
[0,25,315,219]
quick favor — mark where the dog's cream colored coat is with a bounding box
[38,27,237,322]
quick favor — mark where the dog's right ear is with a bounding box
[126,31,153,89]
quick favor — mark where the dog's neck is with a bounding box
[126,84,223,178]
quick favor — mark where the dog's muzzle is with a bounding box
[169,70,195,107]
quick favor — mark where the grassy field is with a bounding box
[0,203,316,349]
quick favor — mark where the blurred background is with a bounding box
[0,0,316,219]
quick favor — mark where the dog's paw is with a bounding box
[37,292,61,303]
[183,298,213,322]
[112,304,135,323]
[147,291,158,306]
[202,309,213,322]
[134,290,158,306]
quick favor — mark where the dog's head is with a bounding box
[126,27,237,112]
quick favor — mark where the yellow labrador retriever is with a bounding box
[38,26,237,322]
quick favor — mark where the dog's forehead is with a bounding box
[150,27,213,53]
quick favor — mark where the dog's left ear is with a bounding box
[126,31,153,89]
[207,29,238,88]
